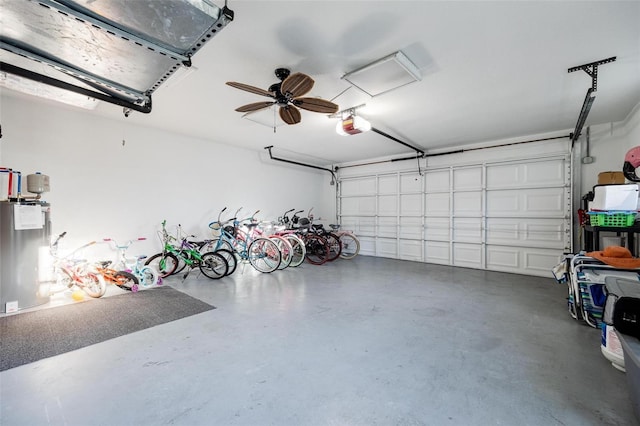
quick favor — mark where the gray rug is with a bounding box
[0,286,215,371]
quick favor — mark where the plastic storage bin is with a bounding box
[588,211,636,227]
[591,184,639,211]
[617,331,640,422]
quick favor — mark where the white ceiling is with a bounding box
[4,1,640,166]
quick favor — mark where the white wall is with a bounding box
[578,107,639,196]
[0,94,327,258]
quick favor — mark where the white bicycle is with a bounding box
[104,237,160,290]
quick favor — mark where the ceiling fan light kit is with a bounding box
[227,68,339,126]
[342,50,422,97]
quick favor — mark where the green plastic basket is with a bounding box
[588,211,637,227]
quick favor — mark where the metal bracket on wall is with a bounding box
[264,146,337,184]
[568,56,617,91]
[568,56,616,147]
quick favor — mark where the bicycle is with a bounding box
[46,232,107,298]
[103,237,160,289]
[203,207,281,273]
[272,208,307,267]
[289,210,330,265]
[328,224,361,260]
[307,208,342,262]
[146,220,228,280]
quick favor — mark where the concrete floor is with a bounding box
[0,256,636,426]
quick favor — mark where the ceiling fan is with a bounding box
[226,68,339,125]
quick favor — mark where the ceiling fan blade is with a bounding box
[279,105,301,125]
[226,81,274,98]
[280,72,314,98]
[235,101,275,113]
[294,97,339,114]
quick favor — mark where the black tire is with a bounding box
[304,234,329,265]
[215,248,238,276]
[114,271,139,291]
[325,233,342,261]
[199,252,228,279]
[173,250,191,275]
[145,253,179,278]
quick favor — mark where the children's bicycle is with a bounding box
[146,220,228,280]
[46,232,107,298]
[103,237,160,289]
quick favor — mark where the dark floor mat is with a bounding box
[0,286,215,371]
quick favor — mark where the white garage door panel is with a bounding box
[425,217,450,240]
[426,170,449,192]
[453,218,482,243]
[486,246,561,276]
[341,217,375,236]
[453,167,482,191]
[400,193,422,215]
[378,195,397,215]
[359,236,376,256]
[453,243,482,268]
[486,218,565,248]
[400,217,422,239]
[379,175,397,194]
[524,250,562,275]
[341,197,376,216]
[401,174,422,192]
[486,246,519,269]
[378,217,397,238]
[399,239,422,261]
[486,158,565,189]
[377,238,397,258]
[425,193,450,215]
[425,241,450,264]
[341,178,376,196]
[453,191,482,216]
[486,188,565,217]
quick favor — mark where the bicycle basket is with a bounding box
[210,222,222,237]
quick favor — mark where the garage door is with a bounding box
[338,150,571,277]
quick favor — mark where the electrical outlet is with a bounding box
[582,156,595,164]
[5,301,18,313]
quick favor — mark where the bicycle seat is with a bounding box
[298,217,310,226]
[329,224,340,230]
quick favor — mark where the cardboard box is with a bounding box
[599,171,626,185]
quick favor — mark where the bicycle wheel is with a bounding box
[114,270,139,292]
[81,273,107,298]
[325,232,342,262]
[271,236,293,270]
[284,234,306,267]
[304,234,329,265]
[199,252,228,279]
[145,253,179,278]
[339,233,360,259]
[215,248,238,276]
[248,237,281,273]
[138,266,159,288]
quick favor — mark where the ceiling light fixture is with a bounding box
[342,50,421,97]
[336,114,372,136]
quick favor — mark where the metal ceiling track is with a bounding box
[0,0,234,113]
[0,61,152,114]
[568,56,616,146]
[264,146,337,183]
